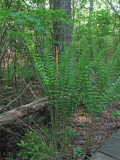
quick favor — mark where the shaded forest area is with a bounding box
[0,0,120,159]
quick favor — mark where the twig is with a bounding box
[21,77,38,99]
[4,82,32,109]
[1,126,24,138]
[17,117,49,140]
[22,0,30,12]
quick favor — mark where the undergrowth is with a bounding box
[17,45,120,159]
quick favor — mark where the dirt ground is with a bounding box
[67,102,120,159]
[0,97,120,160]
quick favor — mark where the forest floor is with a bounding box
[67,102,120,159]
[0,83,120,160]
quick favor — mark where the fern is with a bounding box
[31,44,120,156]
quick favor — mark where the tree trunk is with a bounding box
[89,0,93,25]
[88,0,93,57]
[72,0,75,28]
[50,0,72,54]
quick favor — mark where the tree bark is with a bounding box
[89,0,93,25]
[0,97,48,126]
[88,0,93,56]
[50,0,72,54]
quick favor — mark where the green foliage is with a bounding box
[93,9,112,36]
[73,146,82,157]
[111,110,120,118]
[17,125,77,160]
[31,42,120,157]
[17,131,53,160]
[1,0,120,159]
[4,85,12,89]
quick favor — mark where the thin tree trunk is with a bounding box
[89,0,93,25]
[88,0,93,56]
[72,0,75,28]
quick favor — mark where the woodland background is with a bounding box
[0,0,120,159]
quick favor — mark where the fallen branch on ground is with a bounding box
[0,97,48,126]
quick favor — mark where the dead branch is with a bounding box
[4,82,32,109]
[21,77,38,99]
[0,97,48,126]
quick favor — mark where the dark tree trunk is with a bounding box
[50,0,72,54]
[89,0,93,25]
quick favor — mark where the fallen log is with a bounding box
[0,97,48,126]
